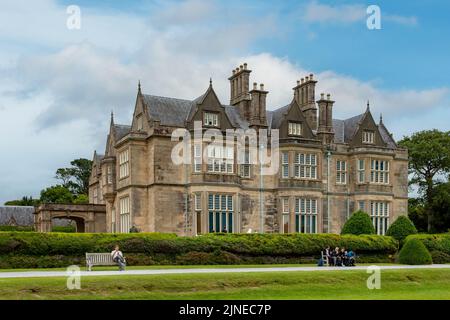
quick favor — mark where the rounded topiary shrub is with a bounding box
[386,216,417,242]
[341,211,375,235]
[398,238,432,265]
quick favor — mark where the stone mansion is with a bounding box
[88,63,408,236]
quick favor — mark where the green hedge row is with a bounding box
[405,234,450,263]
[0,232,397,268]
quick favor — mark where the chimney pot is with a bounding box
[243,63,247,69]
[321,93,325,100]
[232,70,236,75]
[253,82,257,90]
[301,78,304,83]
[240,65,243,71]
[260,83,264,91]
[297,80,300,85]
[327,94,331,100]
[305,76,309,81]
[309,73,313,80]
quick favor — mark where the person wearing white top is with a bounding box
[111,245,126,271]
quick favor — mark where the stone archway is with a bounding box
[34,203,106,233]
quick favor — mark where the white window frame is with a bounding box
[294,153,317,179]
[363,130,375,144]
[208,194,234,233]
[119,196,131,233]
[206,145,233,174]
[295,198,318,234]
[240,150,251,178]
[204,112,219,127]
[193,144,202,173]
[357,159,365,183]
[119,149,129,179]
[336,160,347,184]
[370,159,390,184]
[288,122,302,136]
[281,197,290,234]
[281,152,289,178]
[370,201,389,235]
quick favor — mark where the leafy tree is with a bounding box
[408,198,428,233]
[4,196,40,206]
[386,216,417,242]
[40,185,74,204]
[55,158,92,195]
[399,130,450,231]
[73,194,89,204]
[341,211,375,235]
[429,182,450,233]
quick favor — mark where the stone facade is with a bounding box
[89,64,408,236]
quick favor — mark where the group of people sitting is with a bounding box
[321,246,356,267]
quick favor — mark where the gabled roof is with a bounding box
[143,95,193,127]
[378,122,397,148]
[114,124,131,141]
[0,206,34,226]
[268,104,290,129]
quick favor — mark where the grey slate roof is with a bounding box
[269,105,290,129]
[143,95,192,127]
[140,89,397,148]
[378,123,397,148]
[0,206,34,226]
[114,124,131,140]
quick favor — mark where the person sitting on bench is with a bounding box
[111,245,126,271]
[340,247,347,266]
[346,249,356,266]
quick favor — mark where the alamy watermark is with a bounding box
[66,265,81,290]
[366,265,381,289]
[66,5,81,30]
[367,5,382,30]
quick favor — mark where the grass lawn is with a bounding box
[0,268,449,300]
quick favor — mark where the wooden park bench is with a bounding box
[86,252,124,271]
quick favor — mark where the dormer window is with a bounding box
[288,122,302,136]
[362,130,374,144]
[204,112,219,127]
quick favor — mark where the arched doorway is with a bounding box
[51,216,84,232]
[34,203,106,233]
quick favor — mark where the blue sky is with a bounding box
[0,0,449,203]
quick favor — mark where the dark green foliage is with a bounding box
[398,238,432,265]
[406,234,450,255]
[341,211,375,235]
[0,232,397,269]
[430,250,450,264]
[51,226,76,233]
[386,216,418,241]
[0,226,34,232]
[40,185,74,204]
[4,196,39,206]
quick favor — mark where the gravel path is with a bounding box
[0,264,449,279]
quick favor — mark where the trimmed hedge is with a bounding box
[341,211,375,235]
[398,238,432,265]
[0,232,398,269]
[0,226,34,232]
[386,216,417,242]
[405,234,450,264]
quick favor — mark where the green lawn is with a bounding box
[1,268,450,300]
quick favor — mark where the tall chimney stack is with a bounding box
[317,93,335,144]
[293,74,318,130]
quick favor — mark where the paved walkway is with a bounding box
[1,264,450,279]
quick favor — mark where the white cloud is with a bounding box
[302,1,418,27]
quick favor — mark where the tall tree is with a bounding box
[399,130,450,231]
[430,182,450,233]
[40,185,74,204]
[4,196,39,206]
[55,158,92,195]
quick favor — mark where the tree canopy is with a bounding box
[399,130,450,231]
